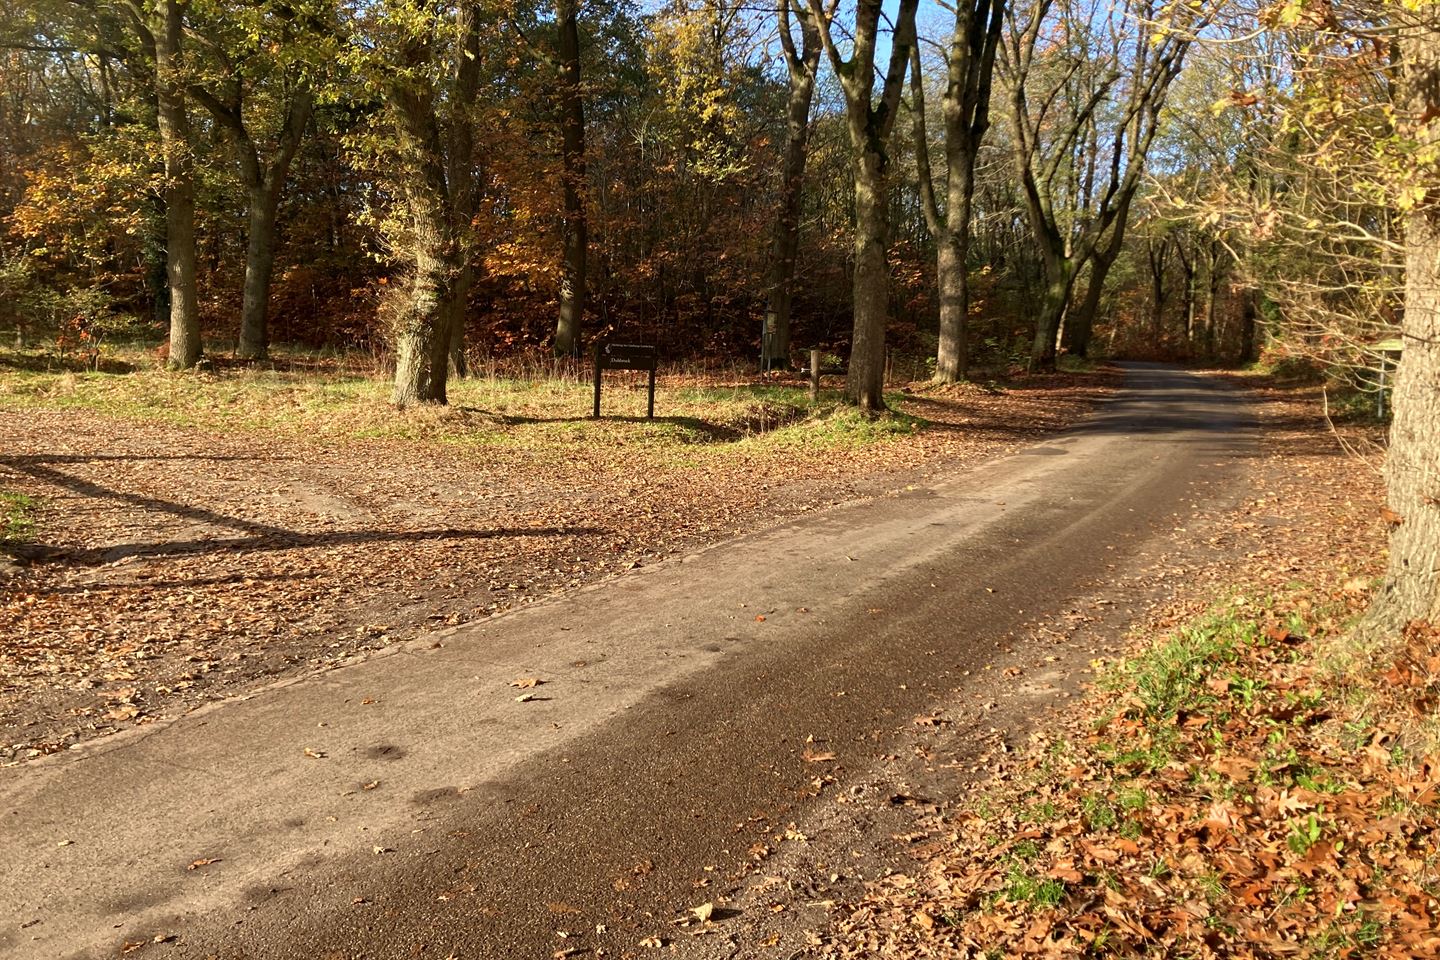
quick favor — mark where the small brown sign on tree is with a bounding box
[593,342,658,419]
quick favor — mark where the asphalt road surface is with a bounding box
[0,363,1253,959]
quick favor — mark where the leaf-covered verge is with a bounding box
[819,382,1440,959]
[0,359,1114,763]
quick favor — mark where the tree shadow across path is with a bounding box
[2,454,605,566]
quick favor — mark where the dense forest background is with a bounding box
[0,0,1413,402]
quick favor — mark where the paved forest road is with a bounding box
[0,364,1252,960]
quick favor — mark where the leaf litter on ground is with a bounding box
[0,367,1115,762]
[814,376,1440,960]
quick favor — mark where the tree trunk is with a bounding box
[1181,261,1197,341]
[1064,260,1108,358]
[763,30,817,370]
[1147,236,1169,334]
[553,0,587,358]
[1238,291,1258,364]
[811,0,918,412]
[1030,268,1070,372]
[392,216,454,407]
[154,0,201,369]
[388,79,459,407]
[934,237,968,379]
[1367,22,1440,631]
[1202,274,1220,358]
[848,140,890,410]
[237,183,279,360]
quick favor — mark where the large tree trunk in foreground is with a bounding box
[390,9,480,406]
[392,205,457,407]
[1369,21,1440,631]
[154,0,201,369]
[553,0,587,358]
[925,0,1003,383]
[1062,191,1130,359]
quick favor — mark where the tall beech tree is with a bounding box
[760,0,822,370]
[1372,9,1440,629]
[115,0,201,368]
[907,0,1005,382]
[807,0,919,411]
[1000,0,1194,370]
[185,0,332,360]
[369,0,482,407]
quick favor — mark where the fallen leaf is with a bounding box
[692,902,714,922]
[187,858,221,871]
[803,748,837,763]
[303,747,326,759]
[511,677,543,689]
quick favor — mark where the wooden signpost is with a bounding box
[593,342,659,419]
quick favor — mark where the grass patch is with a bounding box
[0,491,37,551]
[1057,355,1101,373]
[0,347,929,456]
[1110,607,1255,719]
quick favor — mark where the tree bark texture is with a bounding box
[238,185,280,359]
[1030,263,1074,372]
[1369,20,1440,630]
[389,74,461,406]
[389,8,481,407]
[848,139,891,409]
[1063,196,1130,358]
[1063,262,1105,358]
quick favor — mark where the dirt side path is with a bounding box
[0,372,1111,762]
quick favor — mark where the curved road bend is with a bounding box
[0,363,1252,959]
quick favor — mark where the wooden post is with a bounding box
[592,343,602,418]
[647,365,656,419]
[809,348,820,401]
